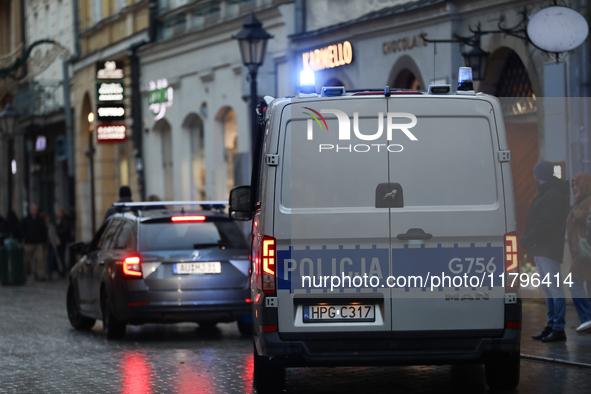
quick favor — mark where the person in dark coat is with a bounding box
[521,161,570,342]
[103,186,133,222]
[55,207,72,271]
[0,215,7,243]
[6,210,21,240]
[566,172,591,333]
[20,204,48,280]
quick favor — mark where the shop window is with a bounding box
[241,0,256,10]
[222,109,238,195]
[494,52,536,116]
[92,0,103,25]
[115,0,128,13]
[162,13,187,40]
[187,115,205,200]
[392,69,420,90]
[191,1,220,29]
[119,148,129,187]
[226,0,240,18]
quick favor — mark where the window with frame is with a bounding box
[113,221,137,251]
[98,219,122,250]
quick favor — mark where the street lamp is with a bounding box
[233,13,273,152]
[87,112,96,233]
[0,104,18,219]
[461,46,489,81]
[0,104,17,136]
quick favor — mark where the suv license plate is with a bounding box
[173,262,221,275]
[303,305,375,323]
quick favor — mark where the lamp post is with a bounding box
[233,13,273,152]
[0,104,18,218]
[461,45,489,82]
[87,112,96,233]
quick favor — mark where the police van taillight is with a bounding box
[261,236,276,294]
[505,232,518,288]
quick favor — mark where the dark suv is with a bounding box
[66,202,252,339]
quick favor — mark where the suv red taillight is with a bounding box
[123,256,142,277]
[261,236,276,294]
[505,232,518,288]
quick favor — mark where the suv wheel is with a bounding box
[253,344,285,394]
[485,352,520,390]
[66,283,95,330]
[101,292,126,339]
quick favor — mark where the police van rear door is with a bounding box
[275,97,392,336]
[386,96,505,332]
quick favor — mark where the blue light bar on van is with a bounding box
[457,67,474,91]
[300,70,316,94]
[300,70,315,86]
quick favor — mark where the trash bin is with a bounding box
[0,237,26,286]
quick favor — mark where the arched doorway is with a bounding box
[153,118,174,201]
[481,49,538,259]
[392,69,420,90]
[388,55,425,90]
[323,77,345,87]
[183,113,205,201]
[216,107,237,198]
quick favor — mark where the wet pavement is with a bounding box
[1,279,591,393]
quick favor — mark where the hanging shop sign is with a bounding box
[527,6,589,53]
[302,41,353,72]
[96,82,125,102]
[96,124,126,143]
[96,61,124,79]
[382,32,428,55]
[97,104,126,121]
[148,79,173,120]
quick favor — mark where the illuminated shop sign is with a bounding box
[148,79,173,120]
[96,61,124,79]
[382,32,428,55]
[35,136,47,151]
[97,124,126,143]
[302,41,353,72]
[97,105,126,120]
[96,82,124,101]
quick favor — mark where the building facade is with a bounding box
[138,0,293,202]
[289,0,591,243]
[18,0,75,221]
[0,0,26,220]
[71,0,152,240]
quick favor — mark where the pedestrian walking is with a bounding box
[0,214,7,243]
[43,212,63,279]
[566,173,591,333]
[20,204,48,281]
[103,186,133,222]
[55,207,72,272]
[520,161,570,342]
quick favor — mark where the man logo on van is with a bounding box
[303,109,418,153]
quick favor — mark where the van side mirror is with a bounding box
[229,185,252,221]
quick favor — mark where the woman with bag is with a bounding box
[566,172,591,332]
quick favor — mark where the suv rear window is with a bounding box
[139,219,248,251]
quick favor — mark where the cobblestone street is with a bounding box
[2,280,591,393]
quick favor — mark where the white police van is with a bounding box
[229,68,521,393]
